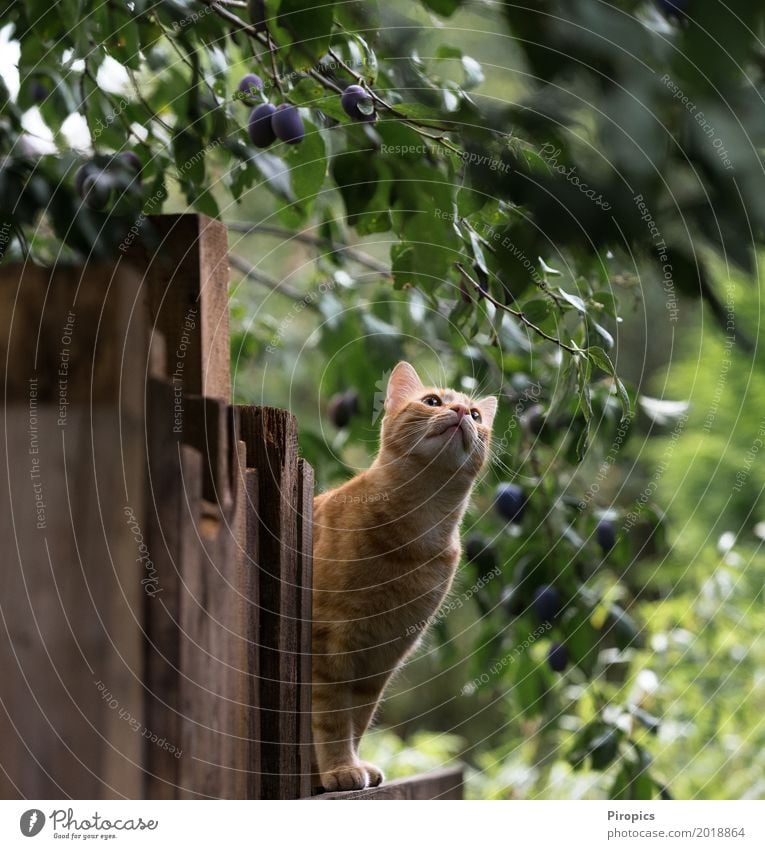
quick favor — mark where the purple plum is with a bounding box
[248,102,277,148]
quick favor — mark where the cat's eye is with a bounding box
[422,395,442,407]
[470,409,482,422]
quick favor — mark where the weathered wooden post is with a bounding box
[0,262,148,798]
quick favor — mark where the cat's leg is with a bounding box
[351,675,388,787]
[312,665,368,791]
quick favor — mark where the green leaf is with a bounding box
[250,151,295,202]
[513,648,543,718]
[272,0,336,67]
[173,130,206,184]
[190,187,220,218]
[106,5,142,69]
[588,345,630,417]
[391,243,414,290]
[592,290,619,317]
[434,44,462,60]
[432,45,484,89]
[393,103,446,124]
[288,77,326,108]
[467,227,488,277]
[629,746,657,800]
[522,149,549,173]
[590,320,614,350]
[561,605,599,675]
[588,345,614,374]
[590,727,621,770]
[340,33,379,83]
[420,0,462,17]
[376,122,429,160]
[629,706,661,736]
[521,298,552,324]
[576,354,593,422]
[392,235,454,291]
[603,604,642,650]
[333,152,392,234]
[301,94,350,123]
[557,287,587,313]
[574,420,590,462]
[283,119,326,216]
[332,1,381,35]
[610,764,632,800]
[461,56,484,90]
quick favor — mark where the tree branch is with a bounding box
[227,222,391,277]
[197,0,459,149]
[126,67,174,133]
[455,262,579,355]
[326,46,460,150]
[229,253,316,305]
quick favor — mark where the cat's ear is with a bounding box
[476,396,498,429]
[385,362,424,412]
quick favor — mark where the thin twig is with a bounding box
[455,262,579,355]
[266,33,285,96]
[83,65,149,151]
[201,0,268,46]
[156,18,228,117]
[327,47,393,110]
[307,67,344,95]
[410,126,461,155]
[79,65,91,138]
[12,222,29,259]
[229,253,317,305]
[458,217,566,308]
[228,222,391,276]
[127,68,174,133]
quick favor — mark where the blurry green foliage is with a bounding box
[645,262,765,559]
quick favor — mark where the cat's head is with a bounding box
[379,362,498,476]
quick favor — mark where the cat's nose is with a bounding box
[451,403,469,420]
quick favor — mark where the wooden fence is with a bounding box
[0,214,462,800]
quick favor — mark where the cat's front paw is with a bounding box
[321,764,368,792]
[360,761,384,787]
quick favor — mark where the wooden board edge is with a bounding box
[309,766,464,800]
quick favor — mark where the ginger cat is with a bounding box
[311,361,498,791]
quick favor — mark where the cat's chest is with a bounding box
[375,497,464,556]
[361,539,460,616]
[356,548,460,642]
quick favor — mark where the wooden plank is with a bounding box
[312,767,464,800]
[243,468,262,800]
[176,398,240,799]
[175,444,210,799]
[143,378,186,799]
[144,381,222,799]
[166,400,259,800]
[238,406,300,799]
[0,263,147,798]
[183,395,233,510]
[125,214,231,403]
[143,380,246,798]
[210,411,250,800]
[296,459,314,799]
[0,263,145,406]
[0,406,146,799]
